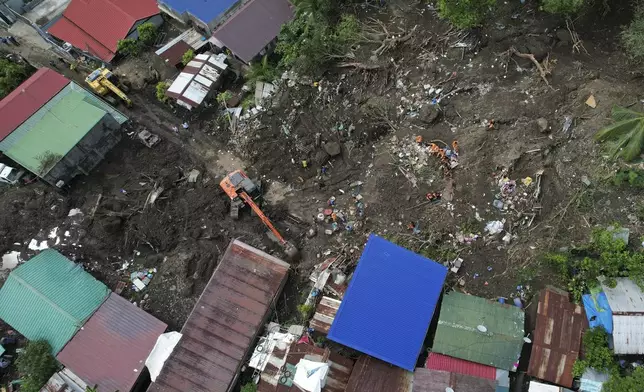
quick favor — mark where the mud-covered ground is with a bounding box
[0,0,642,363]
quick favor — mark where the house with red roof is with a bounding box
[47,0,162,62]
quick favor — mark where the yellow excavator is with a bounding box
[85,67,132,106]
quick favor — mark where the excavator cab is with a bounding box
[220,170,262,219]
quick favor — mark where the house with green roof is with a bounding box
[0,249,110,354]
[0,68,128,188]
[432,291,525,371]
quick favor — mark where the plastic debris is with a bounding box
[522,177,533,186]
[585,94,597,108]
[493,200,504,210]
[581,175,591,187]
[562,115,574,135]
[485,220,504,235]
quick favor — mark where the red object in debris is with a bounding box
[324,209,333,216]
[298,334,311,345]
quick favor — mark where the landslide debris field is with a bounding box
[1,0,643,344]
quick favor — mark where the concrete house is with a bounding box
[47,0,162,62]
[0,68,128,187]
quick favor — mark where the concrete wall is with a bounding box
[22,0,70,25]
[43,114,122,187]
[157,2,186,25]
[126,14,164,40]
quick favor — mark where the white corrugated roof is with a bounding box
[167,73,193,95]
[612,315,644,354]
[194,74,213,88]
[601,278,644,313]
[183,81,209,105]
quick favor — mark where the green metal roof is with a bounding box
[0,249,110,354]
[432,292,525,370]
[0,82,128,177]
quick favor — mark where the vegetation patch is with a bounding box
[0,58,33,99]
[595,106,644,162]
[16,340,59,392]
[540,0,585,14]
[437,0,496,28]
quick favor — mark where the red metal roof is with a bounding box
[344,355,413,392]
[212,0,294,63]
[424,353,496,380]
[527,287,587,388]
[412,368,496,392]
[147,240,290,392]
[0,68,68,140]
[310,296,341,334]
[57,292,167,392]
[257,342,354,392]
[48,0,159,61]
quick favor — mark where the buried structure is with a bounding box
[0,68,128,187]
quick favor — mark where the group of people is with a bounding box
[0,36,19,46]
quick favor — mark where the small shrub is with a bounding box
[137,22,158,46]
[155,81,170,103]
[245,55,279,84]
[540,0,585,14]
[241,382,257,392]
[595,106,644,162]
[579,328,617,374]
[241,95,255,110]
[437,0,496,28]
[16,340,59,392]
[117,38,140,56]
[181,49,195,66]
[297,304,314,321]
[612,168,644,188]
[623,3,644,60]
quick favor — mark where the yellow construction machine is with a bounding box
[85,67,132,106]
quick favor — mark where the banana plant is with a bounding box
[595,106,644,161]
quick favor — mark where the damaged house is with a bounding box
[0,68,128,187]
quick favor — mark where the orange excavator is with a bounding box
[220,170,299,260]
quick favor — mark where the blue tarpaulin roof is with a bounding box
[159,0,238,25]
[327,234,447,371]
[582,292,613,334]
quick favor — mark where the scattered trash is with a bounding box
[513,297,523,308]
[562,115,574,136]
[502,232,512,244]
[536,118,549,133]
[68,208,83,217]
[182,122,189,129]
[1,251,21,270]
[493,200,504,210]
[585,94,597,108]
[485,220,504,235]
[487,266,493,271]
[499,178,516,196]
[522,177,533,186]
[187,169,201,183]
[130,268,157,292]
[450,258,463,274]
[28,239,49,251]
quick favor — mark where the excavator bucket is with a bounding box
[283,241,300,261]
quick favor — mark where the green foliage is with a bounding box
[241,95,255,110]
[297,304,314,321]
[544,228,644,302]
[137,22,158,46]
[540,0,585,14]
[241,382,257,392]
[245,55,279,84]
[623,3,644,60]
[0,58,31,99]
[217,90,233,105]
[16,340,59,392]
[117,38,140,56]
[576,328,617,375]
[155,81,170,103]
[276,13,359,73]
[604,367,644,392]
[85,386,98,392]
[437,0,496,28]
[613,168,644,188]
[181,49,195,66]
[595,106,644,162]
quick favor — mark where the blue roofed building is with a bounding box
[327,234,447,371]
[157,0,241,34]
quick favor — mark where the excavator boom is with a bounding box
[100,78,132,106]
[239,191,287,244]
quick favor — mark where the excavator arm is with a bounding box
[239,191,287,245]
[100,78,132,106]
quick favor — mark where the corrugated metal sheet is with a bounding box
[328,234,447,371]
[601,278,644,313]
[57,293,167,392]
[48,0,159,61]
[412,368,496,392]
[156,39,192,66]
[528,381,574,392]
[600,278,644,354]
[579,369,609,392]
[147,240,290,392]
[344,355,412,392]
[213,0,294,63]
[424,353,496,380]
[527,288,586,388]
[165,54,221,109]
[1,90,105,176]
[0,68,68,140]
[432,292,525,371]
[310,296,340,334]
[0,249,110,353]
[257,342,354,392]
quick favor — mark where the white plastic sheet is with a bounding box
[145,332,182,381]
[293,359,329,392]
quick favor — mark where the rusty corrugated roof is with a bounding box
[257,342,354,392]
[412,368,496,392]
[310,296,341,334]
[344,355,413,392]
[147,240,290,392]
[57,292,167,392]
[527,287,587,388]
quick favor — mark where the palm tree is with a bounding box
[595,106,644,161]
